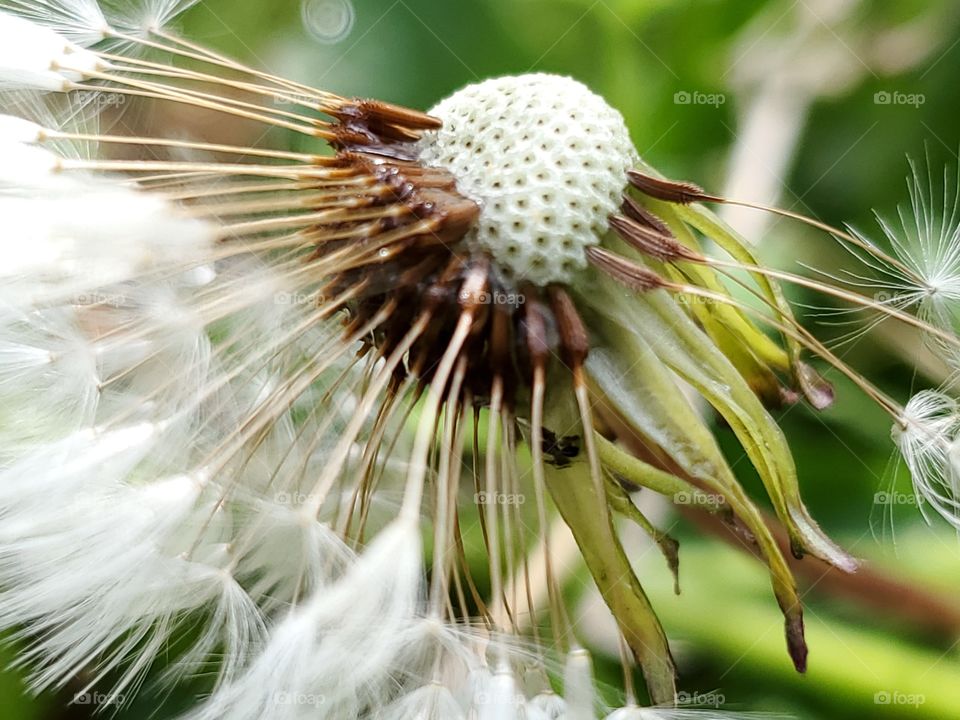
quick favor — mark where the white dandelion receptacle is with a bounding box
[419,74,638,286]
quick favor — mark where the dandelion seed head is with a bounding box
[419,73,636,286]
[856,157,960,357]
[0,5,905,717]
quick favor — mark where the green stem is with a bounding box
[544,457,677,706]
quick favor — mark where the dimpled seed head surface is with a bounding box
[418,74,637,286]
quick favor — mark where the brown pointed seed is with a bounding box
[586,246,671,293]
[347,99,443,131]
[609,214,702,262]
[488,297,511,367]
[627,170,722,204]
[621,194,673,236]
[523,291,553,369]
[548,286,589,370]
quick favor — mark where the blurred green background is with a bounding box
[8,0,960,718]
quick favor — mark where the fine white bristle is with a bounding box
[107,0,200,37]
[0,1,109,45]
[0,113,45,142]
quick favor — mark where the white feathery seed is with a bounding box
[0,11,103,90]
[563,648,597,720]
[893,160,960,330]
[0,305,101,452]
[374,683,467,720]
[0,189,213,276]
[186,519,424,720]
[852,159,960,365]
[0,113,46,143]
[527,691,567,720]
[419,73,637,286]
[0,0,200,43]
[107,0,200,37]
[0,426,255,694]
[894,390,960,528]
[0,179,218,304]
[475,666,524,720]
[0,141,63,184]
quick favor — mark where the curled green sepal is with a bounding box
[587,278,858,574]
[671,200,835,410]
[581,310,810,671]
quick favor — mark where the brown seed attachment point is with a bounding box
[627,170,721,205]
[329,99,441,158]
[621,194,674,237]
[548,286,590,370]
[343,98,444,131]
[522,292,554,369]
[586,246,671,293]
[609,214,703,263]
[456,261,492,312]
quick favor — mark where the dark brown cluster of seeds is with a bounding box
[319,100,596,407]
